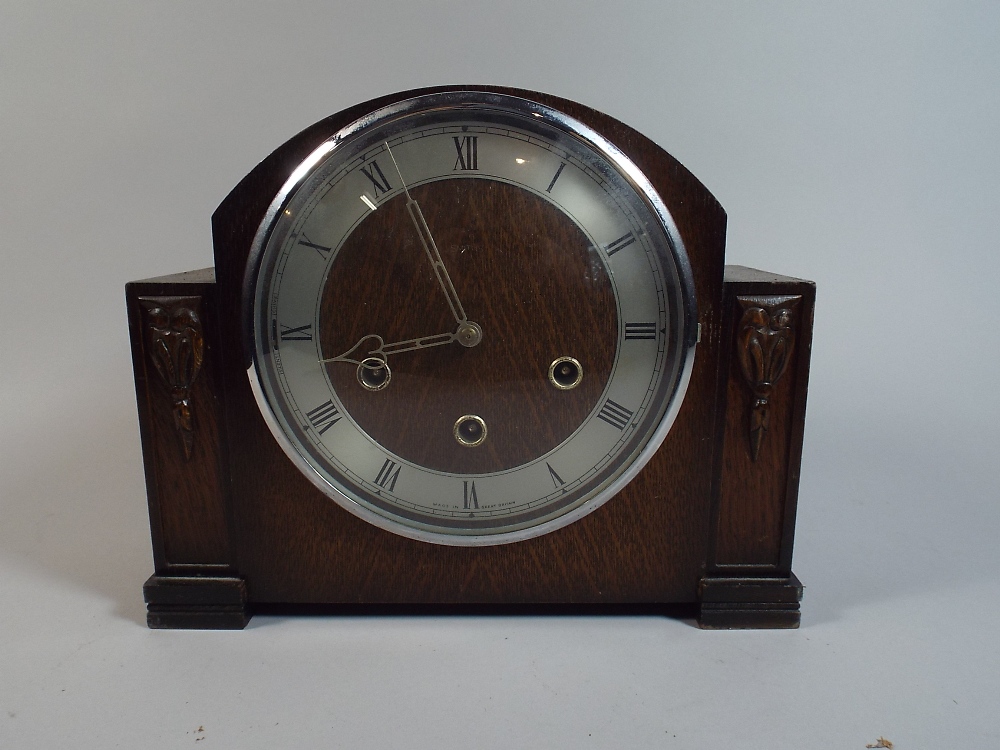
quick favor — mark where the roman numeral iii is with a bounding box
[596,399,634,431]
[624,322,656,340]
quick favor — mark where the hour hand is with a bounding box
[318,321,482,390]
[319,331,451,366]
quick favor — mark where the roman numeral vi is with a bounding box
[463,480,479,510]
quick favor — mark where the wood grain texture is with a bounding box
[321,179,617,474]
[209,86,728,606]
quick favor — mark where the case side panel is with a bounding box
[126,274,234,570]
[700,265,814,628]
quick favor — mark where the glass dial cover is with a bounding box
[245,92,697,545]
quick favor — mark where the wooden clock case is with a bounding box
[126,86,814,629]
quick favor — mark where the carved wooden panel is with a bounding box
[127,276,232,569]
[736,295,801,460]
[139,297,205,459]
[710,268,814,572]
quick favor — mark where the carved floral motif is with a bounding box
[140,297,205,459]
[736,295,800,461]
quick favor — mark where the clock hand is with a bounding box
[384,142,480,344]
[319,322,482,392]
[318,323,476,366]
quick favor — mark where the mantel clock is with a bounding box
[126,86,814,629]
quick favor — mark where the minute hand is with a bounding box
[406,198,467,324]
[385,143,467,324]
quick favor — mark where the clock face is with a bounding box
[246,92,696,545]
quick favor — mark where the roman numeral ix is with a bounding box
[453,136,478,171]
[279,323,313,342]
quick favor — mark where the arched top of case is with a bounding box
[211,85,727,359]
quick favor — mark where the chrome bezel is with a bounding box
[244,90,698,546]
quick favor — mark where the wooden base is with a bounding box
[697,573,803,629]
[141,572,803,630]
[143,575,250,630]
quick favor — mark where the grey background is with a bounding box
[2,2,997,747]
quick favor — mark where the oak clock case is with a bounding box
[127,85,815,630]
[245,94,696,546]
